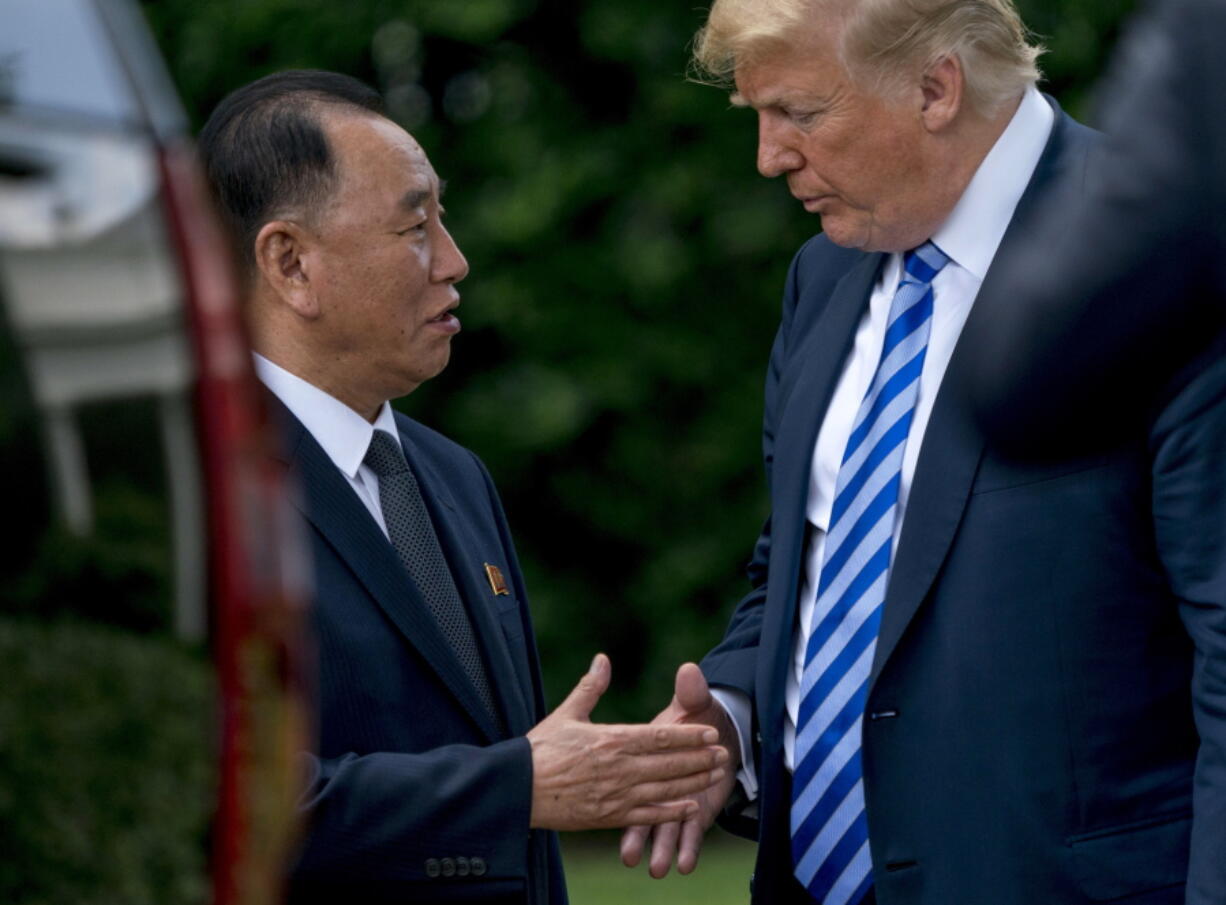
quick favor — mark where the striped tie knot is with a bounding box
[790,239,948,905]
[901,240,949,285]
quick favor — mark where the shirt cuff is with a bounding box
[710,686,759,802]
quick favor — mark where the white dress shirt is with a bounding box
[254,353,404,539]
[715,87,1055,798]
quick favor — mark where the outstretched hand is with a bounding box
[526,654,729,831]
[619,662,741,877]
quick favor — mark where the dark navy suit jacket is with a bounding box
[702,104,1226,904]
[273,401,567,904]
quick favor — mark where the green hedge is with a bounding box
[0,618,212,905]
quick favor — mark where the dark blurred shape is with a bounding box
[969,0,1226,457]
[0,2,309,904]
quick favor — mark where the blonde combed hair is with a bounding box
[692,0,1043,116]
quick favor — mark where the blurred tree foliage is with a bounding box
[143,0,1135,719]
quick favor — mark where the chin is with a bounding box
[819,219,870,250]
[411,351,452,387]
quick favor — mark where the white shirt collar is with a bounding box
[253,353,402,478]
[931,85,1054,280]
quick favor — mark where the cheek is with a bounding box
[318,251,381,308]
[852,140,917,206]
[810,129,875,200]
[383,244,430,290]
[362,258,421,314]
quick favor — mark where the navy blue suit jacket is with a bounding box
[273,402,566,904]
[702,105,1226,904]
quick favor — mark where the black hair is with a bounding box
[197,69,384,268]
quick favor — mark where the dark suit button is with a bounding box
[441,857,457,877]
[425,858,441,878]
[471,857,487,877]
[456,856,471,877]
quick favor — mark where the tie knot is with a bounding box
[364,430,409,477]
[903,240,949,284]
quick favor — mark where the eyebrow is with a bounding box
[730,89,816,110]
[398,188,432,211]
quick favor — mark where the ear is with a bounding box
[253,220,322,319]
[919,54,964,132]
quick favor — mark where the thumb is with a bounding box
[553,652,611,721]
[673,662,711,715]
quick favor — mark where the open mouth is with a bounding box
[429,302,459,323]
[427,304,461,332]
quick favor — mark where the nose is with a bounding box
[756,113,804,178]
[432,220,469,285]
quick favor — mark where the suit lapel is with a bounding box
[869,107,1091,690]
[276,408,502,743]
[402,431,536,737]
[762,252,884,717]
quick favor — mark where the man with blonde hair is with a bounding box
[622,1,1226,903]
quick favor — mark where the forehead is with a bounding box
[324,110,437,198]
[730,28,847,107]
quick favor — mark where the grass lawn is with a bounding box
[560,829,756,905]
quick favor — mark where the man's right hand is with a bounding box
[526,653,729,831]
[619,662,740,877]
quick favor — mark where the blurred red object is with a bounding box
[0,2,313,903]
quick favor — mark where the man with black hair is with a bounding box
[198,70,728,905]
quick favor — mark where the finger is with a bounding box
[619,824,651,867]
[609,722,719,754]
[628,768,727,806]
[620,799,699,827]
[673,662,712,715]
[551,653,611,721]
[677,817,706,874]
[649,818,682,878]
[620,746,728,785]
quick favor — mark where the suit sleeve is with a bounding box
[700,245,813,827]
[1150,343,1226,905]
[700,244,806,699]
[291,740,535,900]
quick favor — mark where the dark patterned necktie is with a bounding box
[364,429,500,727]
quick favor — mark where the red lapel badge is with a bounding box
[484,563,509,596]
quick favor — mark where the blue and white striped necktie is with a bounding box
[790,241,949,905]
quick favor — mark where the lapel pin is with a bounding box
[484,563,509,596]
